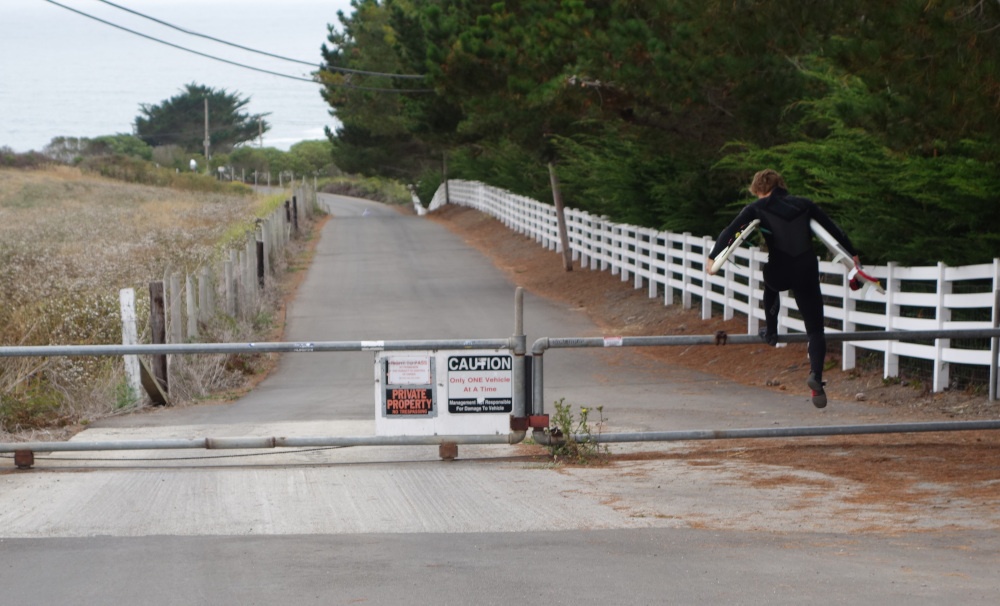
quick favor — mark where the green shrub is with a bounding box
[0,386,67,433]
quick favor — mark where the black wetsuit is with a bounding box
[708,187,857,381]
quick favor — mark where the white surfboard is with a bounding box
[810,219,884,296]
[710,219,760,274]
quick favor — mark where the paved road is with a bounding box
[1,194,997,604]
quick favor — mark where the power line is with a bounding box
[92,0,427,80]
[42,0,434,93]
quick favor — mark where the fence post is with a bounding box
[149,281,168,396]
[746,247,761,335]
[663,232,675,307]
[260,221,271,280]
[884,262,900,379]
[118,288,141,402]
[186,273,197,339]
[244,236,256,310]
[169,273,182,346]
[256,231,265,289]
[600,220,610,272]
[548,163,573,272]
[200,266,211,322]
[579,215,592,270]
[990,286,998,402]
[634,230,645,291]
[225,257,235,317]
[624,228,634,284]
[933,262,951,392]
[646,230,658,299]
[610,225,621,277]
[701,236,712,320]
[842,261,858,371]
[680,233,692,310]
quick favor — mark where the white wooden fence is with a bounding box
[430,180,1000,392]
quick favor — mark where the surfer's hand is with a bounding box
[706,256,716,275]
[852,255,861,269]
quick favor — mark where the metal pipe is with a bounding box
[531,328,1000,355]
[512,287,526,418]
[530,420,1000,446]
[0,338,515,358]
[532,338,549,416]
[0,431,528,454]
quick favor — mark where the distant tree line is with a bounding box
[38,83,337,183]
[319,0,1000,266]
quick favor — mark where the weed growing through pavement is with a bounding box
[545,398,608,464]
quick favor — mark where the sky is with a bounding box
[1,0,356,152]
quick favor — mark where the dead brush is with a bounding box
[0,166,297,437]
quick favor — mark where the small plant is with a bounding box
[544,398,608,464]
[113,380,139,410]
[0,386,68,433]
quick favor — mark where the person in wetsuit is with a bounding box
[707,169,860,408]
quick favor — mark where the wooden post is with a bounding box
[244,238,255,308]
[149,281,168,396]
[261,222,270,279]
[292,196,299,234]
[225,254,236,317]
[548,162,573,272]
[169,273,182,345]
[256,237,265,289]
[119,288,141,402]
[202,266,214,320]
[186,273,197,339]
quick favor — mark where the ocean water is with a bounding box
[1,0,354,152]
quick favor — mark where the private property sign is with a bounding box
[385,356,434,416]
[374,350,513,436]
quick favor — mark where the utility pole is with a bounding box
[203,98,210,174]
[548,162,573,272]
[259,118,263,148]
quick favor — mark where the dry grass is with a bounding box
[0,166,289,437]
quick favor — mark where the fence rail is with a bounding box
[430,180,1000,393]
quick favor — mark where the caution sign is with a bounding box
[447,354,513,414]
[385,387,434,416]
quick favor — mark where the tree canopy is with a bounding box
[135,83,269,155]
[319,0,1000,265]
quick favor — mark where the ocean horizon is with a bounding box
[1,0,353,153]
